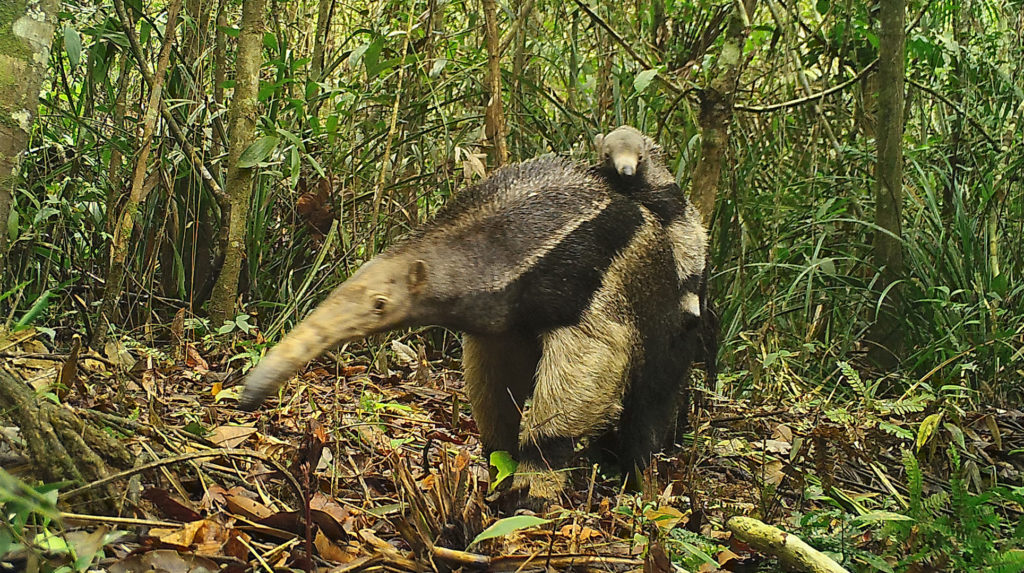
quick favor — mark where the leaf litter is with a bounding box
[2,328,1024,571]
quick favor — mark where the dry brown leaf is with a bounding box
[109,549,219,573]
[643,506,685,531]
[772,424,793,442]
[220,529,251,561]
[717,547,742,565]
[224,489,275,520]
[315,530,359,563]
[454,449,471,471]
[185,344,209,372]
[157,520,208,547]
[207,425,258,448]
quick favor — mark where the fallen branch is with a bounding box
[727,516,850,573]
[431,546,643,572]
[0,352,119,369]
[62,448,304,508]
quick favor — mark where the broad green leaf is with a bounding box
[7,208,18,242]
[633,69,658,93]
[64,26,82,69]
[263,32,278,51]
[470,515,550,547]
[489,451,517,491]
[238,136,279,168]
[363,37,385,78]
[916,412,943,451]
[33,531,68,553]
[349,42,370,68]
[429,58,447,78]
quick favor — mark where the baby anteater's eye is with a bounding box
[373,296,388,313]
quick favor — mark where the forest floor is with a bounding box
[2,328,1022,572]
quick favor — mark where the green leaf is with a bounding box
[633,69,658,93]
[855,551,896,573]
[34,531,69,553]
[14,290,53,330]
[991,272,1008,297]
[263,32,278,51]
[470,515,550,547]
[489,451,517,492]
[238,136,279,168]
[0,528,12,558]
[183,421,208,436]
[7,208,18,242]
[289,146,300,187]
[429,58,447,78]
[815,0,830,14]
[675,539,717,566]
[349,42,370,68]
[64,26,82,69]
[363,37,386,79]
[851,510,913,524]
[916,412,943,451]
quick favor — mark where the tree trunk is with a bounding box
[0,0,60,277]
[212,0,228,181]
[510,0,534,126]
[309,0,333,89]
[481,0,508,167]
[96,0,183,345]
[104,53,131,244]
[867,0,905,368]
[689,0,756,226]
[208,0,269,325]
[0,369,133,514]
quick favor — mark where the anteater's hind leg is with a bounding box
[462,334,539,457]
[616,327,696,478]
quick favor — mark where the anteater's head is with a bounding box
[594,126,648,177]
[238,255,429,410]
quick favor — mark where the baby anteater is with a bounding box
[594,125,718,388]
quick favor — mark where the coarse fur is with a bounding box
[594,125,719,389]
[240,156,693,507]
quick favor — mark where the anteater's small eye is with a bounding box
[372,296,388,312]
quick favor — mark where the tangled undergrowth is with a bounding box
[2,325,1023,572]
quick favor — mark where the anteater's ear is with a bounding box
[593,133,604,152]
[407,260,428,293]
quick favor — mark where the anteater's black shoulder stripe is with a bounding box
[514,196,646,330]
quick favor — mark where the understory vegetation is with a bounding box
[2,0,1022,570]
